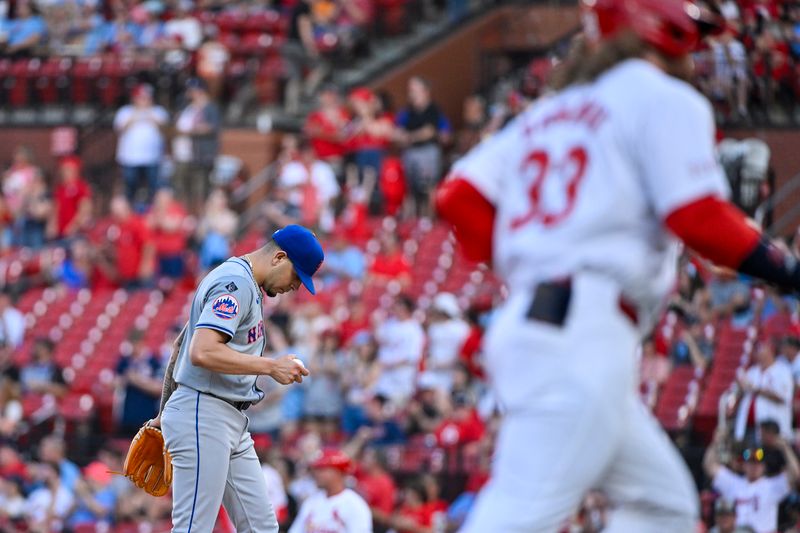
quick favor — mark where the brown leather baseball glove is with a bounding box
[121,423,173,497]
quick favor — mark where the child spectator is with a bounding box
[53,156,92,240]
[115,329,163,436]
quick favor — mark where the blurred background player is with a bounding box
[436,0,800,531]
[288,449,372,533]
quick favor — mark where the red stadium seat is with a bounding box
[71,57,102,104]
[8,58,37,106]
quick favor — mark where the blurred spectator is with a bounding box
[107,7,140,55]
[0,444,27,479]
[67,462,117,529]
[711,27,750,121]
[283,0,329,113]
[196,28,230,100]
[305,329,345,420]
[304,85,350,171]
[115,329,163,435]
[704,428,800,533]
[196,189,237,271]
[0,372,21,438]
[734,338,794,441]
[708,270,751,319]
[340,332,379,434]
[758,419,788,477]
[406,378,446,436]
[421,293,470,394]
[55,238,115,290]
[172,78,221,213]
[0,475,26,525]
[0,341,19,387]
[108,195,156,289]
[289,449,371,533]
[259,454,290,525]
[278,138,340,232]
[19,338,66,398]
[0,197,13,253]
[379,153,407,217]
[389,478,434,533]
[779,336,800,387]
[3,146,41,224]
[453,95,487,158]
[162,0,202,64]
[366,232,412,289]
[114,84,169,206]
[0,292,23,351]
[670,317,714,371]
[319,229,366,287]
[0,2,46,57]
[38,436,80,491]
[17,171,51,249]
[395,77,451,217]
[348,394,406,447]
[355,447,396,528]
[147,188,190,280]
[134,2,165,49]
[374,295,424,405]
[347,86,395,185]
[709,499,751,533]
[24,462,75,532]
[433,391,484,449]
[52,156,92,240]
[458,304,488,380]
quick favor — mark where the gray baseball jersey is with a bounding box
[163,256,278,533]
[174,257,267,403]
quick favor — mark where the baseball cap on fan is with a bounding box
[272,225,324,295]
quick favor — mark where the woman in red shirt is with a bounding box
[347,87,395,184]
[367,232,411,288]
[147,189,190,280]
[303,86,350,170]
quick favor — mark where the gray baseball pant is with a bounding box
[162,385,279,533]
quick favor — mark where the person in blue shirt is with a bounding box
[38,436,81,492]
[0,2,46,56]
[115,329,163,436]
[319,230,365,287]
[67,461,118,530]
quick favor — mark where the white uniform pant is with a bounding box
[460,273,698,533]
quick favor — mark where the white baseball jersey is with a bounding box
[713,467,789,533]
[734,362,794,440]
[288,488,372,533]
[450,58,730,321]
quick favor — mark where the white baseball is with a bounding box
[293,358,306,369]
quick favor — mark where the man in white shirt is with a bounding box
[420,293,470,394]
[278,140,340,232]
[735,339,794,441]
[0,292,23,350]
[113,83,168,205]
[374,295,425,406]
[704,427,800,533]
[778,336,800,388]
[288,449,372,533]
[24,462,75,531]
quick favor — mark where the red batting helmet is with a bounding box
[580,0,718,57]
[310,449,352,472]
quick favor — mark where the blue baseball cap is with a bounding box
[272,225,324,295]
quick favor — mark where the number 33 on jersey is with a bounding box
[446,60,729,300]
